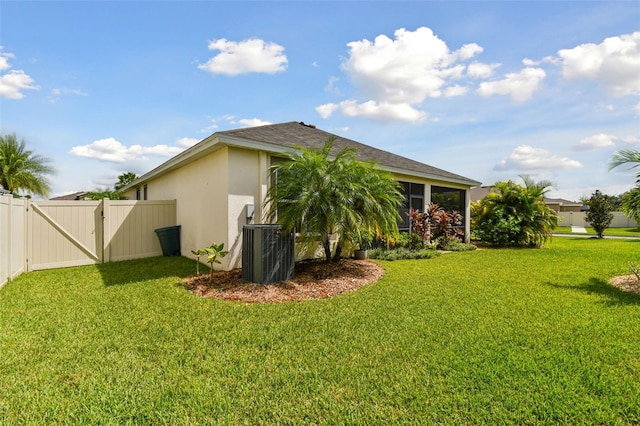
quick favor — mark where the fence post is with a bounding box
[102,198,110,263]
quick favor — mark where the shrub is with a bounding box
[369,247,440,261]
[471,176,557,247]
[408,203,463,250]
[443,238,477,252]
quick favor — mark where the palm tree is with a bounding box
[0,134,55,197]
[472,175,557,247]
[265,137,403,262]
[609,149,640,185]
[114,172,138,190]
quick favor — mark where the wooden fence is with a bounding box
[1,196,176,288]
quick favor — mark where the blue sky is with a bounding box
[1,1,639,201]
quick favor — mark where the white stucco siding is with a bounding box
[127,148,231,268]
[226,148,265,268]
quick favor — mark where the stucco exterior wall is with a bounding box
[124,147,231,269]
[225,148,266,268]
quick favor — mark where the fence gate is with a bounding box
[27,200,104,271]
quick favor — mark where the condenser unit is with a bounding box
[242,225,294,284]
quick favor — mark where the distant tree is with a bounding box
[114,172,138,190]
[584,190,614,238]
[471,175,557,247]
[620,187,640,224]
[85,190,125,200]
[265,137,403,262]
[0,133,55,197]
[609,149,640,185]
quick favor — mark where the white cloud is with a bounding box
[198,38,287,75]
[318,27,485,122]
[467,61,500,79]
[522,58,539,66]
[48,87,88,103]
[0,49,14,71]
[342,27,481,105]
[176,137,199,148]
[573,133,616,151]
[620,135,640,144]
[0,48,38,99]
[557,31,640,96]
[317,100,425,122]
[443,85,468,97]
[452,43,483,61]
[237,118,272,128]
[69,138,184,163]
[477,67,546,102]
[316,103,340,119]
[495,145,583,171]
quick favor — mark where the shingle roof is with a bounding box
[219,121,479,186]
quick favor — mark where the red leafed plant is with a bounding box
[408,204,463,249]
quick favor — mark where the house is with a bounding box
[50,191,89,201]
[121,122,481,270]
[470,186,583,212]
[0,185,10,195]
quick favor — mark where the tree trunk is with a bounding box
[323,234,332,262]
[332,239,343,262]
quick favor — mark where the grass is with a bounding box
[555,225,640,237]
[1,239,640,424]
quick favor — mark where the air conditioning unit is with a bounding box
[242,225,294,284]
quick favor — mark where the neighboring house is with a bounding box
[470,186,583,212]
[121,121,481,270]
[0,185,10,195]
[50,191,89,201]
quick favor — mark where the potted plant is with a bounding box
[354,230,373,260]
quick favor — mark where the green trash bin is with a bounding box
[155,225,181,256]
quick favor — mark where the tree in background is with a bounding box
[609,149,640,223]
[584,190,614,238]
[471,175,557,247]
[87,172,138,200]
[265,137,403,262]
[114,172,138,190]
[0,134,55,197]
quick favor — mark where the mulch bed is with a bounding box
[609,275,640,294]
[183,259,384,303]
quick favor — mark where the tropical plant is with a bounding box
[265,137,403,262]
[609,149,640,185]
[192,242,228,281]
[0,133,55,197]
[619,187,640,224]
[115,172,138,190]
[471,175,558,247]
[408,203,463,250]
[584,190,614,238]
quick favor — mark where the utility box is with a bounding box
[242,225,294,284]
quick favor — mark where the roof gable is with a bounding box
[218,122,479,186]
[124,121,480,191]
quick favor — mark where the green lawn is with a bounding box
[1,239,640,424]
[555,225,640,237]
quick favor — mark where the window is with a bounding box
[398,181,424,232]
[135,187,141,201]
[431,186,466,234]
[143,184,148,200]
